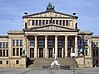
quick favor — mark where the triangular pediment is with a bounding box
[25,25,79,32]
[23,11,77,18]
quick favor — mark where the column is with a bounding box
[34,35,37,58]
[45,35,48,58]
[55,36,58,56]
[75,36,78,57]
[88,38,92,57]
[65,35,68,57]
[24,36,27,56]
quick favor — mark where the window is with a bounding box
[3,50,5,57]
[93,50,95,57]
[42,20,45,25]
[48,40,53,46]
[96,50,98,57]
[0,42,2,48]
[78,39,81,46]
[96,60,98,64]
[16,40,19,46]
[30,40,34,46]
[58,40,62,47]
[13,40,15,46]
[0,61,2,64]
[3,42,5,48]
[39,39,44,46]
[6,61,8,64]
[59,20,62,25]
[63,20,65,26]
[16,60,19,64]
[53,20,55,24]
[30,48,34,58]
[66,20,68,26]
[56,20,58,24]
[20,40,23,46]
[13,48,15,56]
[46,20,48,24]
[85,40,88,46]
[20,48,22,56]
[85,48,88,56]
[6,42,8,48]
[32,20,34,25]
[0,50,2,57]
[68,40,72,46]
[6,50,8,57]
[16,48,19,56]
[36,20,38,25]
[39,20,41,25]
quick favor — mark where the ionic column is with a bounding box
[65,35,68,57]
[75,36,78,57]
[55,36,58,56]
[34,35,37,58]
[45,35,48,58]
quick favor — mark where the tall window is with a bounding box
[0,50,2,57]
[3,42,5,48]
[59,20,62,25]
[96,50,98,57]
[30,40,35,46]
[36,20,38,25]
[46,20,48,24]
[6,42,8,48]
[16,40,19,46]
[3,50,5,57]
[66,20,68,26]
[85,40,88,46]
[20,40,23,46]
[39,39,44,46]
[13,48,15,56]
[16,48,19,56]
[13,40,15,46]
[16,60,19,64]
[63,20,65,26]
[20,48,22,56]
[85,48,88,56]
[0,42,2,48]
[48,40,53,47]
[39,20,41,25]
[56,20,58,24]
[68,40,72,46]
[42,20,45,25]
[0,61,2,64]
[6,50,8,57]
[58,40,62,47]
[32,20,34,25]
[53,20,55,24]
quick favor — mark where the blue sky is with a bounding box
[0,0,99,35]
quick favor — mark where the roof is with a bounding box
[92,36,99,38]
[78,31,93,35]
[0,35,8,38]
[7,30,24,34]
[22,10,78,19]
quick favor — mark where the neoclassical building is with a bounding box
[0,4,99,68]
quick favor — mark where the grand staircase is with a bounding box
[27,57,78,68]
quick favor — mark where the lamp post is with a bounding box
[71,53,75,74]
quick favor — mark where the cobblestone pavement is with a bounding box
[0,68,99,74]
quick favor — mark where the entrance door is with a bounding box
[30,48,34,58]
[49,48,53,58]
[39,48,43,58]
[58,48,62,58]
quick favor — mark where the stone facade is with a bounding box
[0,4,99,68]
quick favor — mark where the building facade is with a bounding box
[0,4,99,68]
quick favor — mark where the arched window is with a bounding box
[16,60,19,64]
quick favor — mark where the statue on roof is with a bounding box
[46,3,55,11]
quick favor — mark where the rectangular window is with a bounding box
[0,61,2,64]
[16,48,19,56]
[0,50,2,57]
[53,20,55,24]
[66,20,68,26]
[13,40,15,46]
[6,61,8,64]
[13,48,15,56]
[68,40,72,46]
[0,42,2,48]
[56,20,58,24]
[6,42,8,48]
[39,20,41,26]
[20,48,22,56]
[85,40,88,46]
[63,20,65,26]
[46,20,48,24]
[48,40,53,46]
[32,20,34,25]
[42,20,45,25]
[30,48,34,58]
[16,40,19,46]
[58,40,62,47]
[39,40,44,46]
[96,50,98,57]
[3,50,5,57]
[20,40,23,46]
[36,20,38,25]
[6,50,8,57]
[30,40,35,46]
[59,20,62,25]
[93,50,95,57]
[3,42,5,48]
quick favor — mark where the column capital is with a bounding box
[65,35,68,37]
[34,35,38,37]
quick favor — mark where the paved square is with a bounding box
[0,68,99,74]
